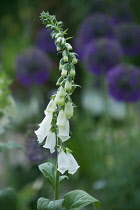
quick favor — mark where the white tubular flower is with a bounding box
[70,69,76,77]
[66,151,80,174]
[43,131,56,153]
[65,80,72,91]
[35,113,52,143]
[59,86,66,98]
[44,99,56,114]
[57,119,70,142]
[64,101,73,119]
[56,109,67,127]
[57,149,68,174]
[61,68,67,77]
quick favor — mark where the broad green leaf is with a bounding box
[59,175,69,183]
[0,188,18,210]
[38,162,56,190]
[0,141,24,151]
[37,197,64,210]
[62,190,100,210]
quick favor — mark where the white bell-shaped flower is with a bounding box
[65,80,72,91]
[44,99,56,114]
[66,151,80,174]
[55,92,65,106]
[35,113,52,143]
[57,119,70,142]
[59,86,66,98]
[43,131,56,153]
[56,109,67,127]
[57,149,68,174]
[64,101,73,119]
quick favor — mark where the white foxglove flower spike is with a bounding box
[35,112,52,143]
[57,119,70,142]
[43,131,56,153]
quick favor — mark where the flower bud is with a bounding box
[65,80,72,91]
[61,68,67,76]
[59,59,65,70]
[62,50,68,62]
[65,43,73,51]
[55,33,61,39]
[70,69,76,77]
[65,101,73,119]
[72,58,78,64]
[59,86,66,98]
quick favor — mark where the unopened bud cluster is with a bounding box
[35,11,79,174]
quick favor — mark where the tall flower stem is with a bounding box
[54,166,60,200]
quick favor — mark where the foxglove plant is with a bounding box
[35,11,100,210]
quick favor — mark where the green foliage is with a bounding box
[37,197,64,210]
[0,141,24,151]
[62,190,100,210]
[38,162,56,190]
[0,188,18,210]
[0,72,11,109]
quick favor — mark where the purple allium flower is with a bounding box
[115,23,140,56]
[36,28,56,53]
[25,125,48,164]
[16,48,52,86]
[74,13,115,58]
[107,64,140,102]
[108,1,132,24]
[84,39,123,75]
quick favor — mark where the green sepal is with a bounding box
[37,197,64,210]
[59,175,69,183]
[38,162,56,190]
[62,190,100,210]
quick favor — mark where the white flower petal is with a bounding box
[57,119,70,142]
[56,109,67,127]
[64,101,73,119]
[43,131,56,153]
[35,113,52,143]
[57,149,68,174]
[66,152,80,174]
[44,99,56,114]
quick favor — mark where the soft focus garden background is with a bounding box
[0,0,140,209]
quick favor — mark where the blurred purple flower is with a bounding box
[74,13,115,58]
[115,23,140,56]
[16,48,52,86]
[84,39,122,75]
[108,1,132,24]
[25,125,48,164]
[36,28,56,53]
[107,64,140,102]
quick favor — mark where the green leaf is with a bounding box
[0,141,24,151]
[38,162,56,190]
[62,190,100,210]
[37,197,64,210]
[59,175,69,183]
[0,188,18,210]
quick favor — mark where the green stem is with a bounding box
[54,167,60,200]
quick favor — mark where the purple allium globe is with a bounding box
[107,64,140,102]
[108,1,132,24]
[36,28,56,53]
[84,39,123,75]
[115,23,140,56]
[74,13,115,58]
[16,48,52,86]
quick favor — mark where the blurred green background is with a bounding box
[0,0,140,209]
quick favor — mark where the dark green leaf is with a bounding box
[62,190,100,210]
[37,197,64,210]
[38,162,56,190]
[0,188,18,210]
